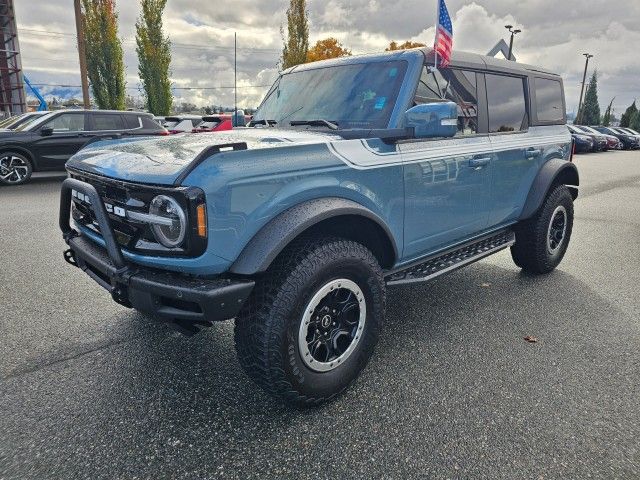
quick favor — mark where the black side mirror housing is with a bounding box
[40,126,54,137]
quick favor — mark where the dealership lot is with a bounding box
[1,151,639,479]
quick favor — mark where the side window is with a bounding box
[44,113,85,132]
[123,115,142,129]
[534,77,564,123]
[93,114,126,131]
[486,74,528,133]
[415,67,478,136]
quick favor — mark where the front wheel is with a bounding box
[511,185,574,274]
[0,152,32,186]
[234,237,385,406]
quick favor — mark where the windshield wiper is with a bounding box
[250,119,277,127]
[290,119,339,130]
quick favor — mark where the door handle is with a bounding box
[525,148,542,159]
[469,157,490,168]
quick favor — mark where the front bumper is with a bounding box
[60,178,254,330]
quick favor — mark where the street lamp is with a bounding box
[505,25,522,61]
[576,53,594,124]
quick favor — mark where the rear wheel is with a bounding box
[511,185,574,274]
[0,152,32,186]
[234,236,385,406]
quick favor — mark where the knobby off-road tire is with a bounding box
[0,152,32,186]
[511,184,574,274]
[234,236,385,406]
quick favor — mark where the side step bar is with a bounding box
[386,230,516,286]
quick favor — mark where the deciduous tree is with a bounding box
[136,0,173,115]
[81,0,126,110]
[386,41,426,51]
[601,98,614,126]
[306,38,351,63]
[281,0,309,69]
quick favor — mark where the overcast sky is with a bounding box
[15,0,640,115]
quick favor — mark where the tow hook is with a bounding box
[63,249,78,268]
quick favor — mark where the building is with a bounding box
[0,0,26,118]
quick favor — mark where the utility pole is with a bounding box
[505,25,521,61]
[234,32,237,126]
[74,0,90,109]
[576,53,593,124]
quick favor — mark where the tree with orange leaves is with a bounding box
[386,41,426,51]
[307,38,352,63]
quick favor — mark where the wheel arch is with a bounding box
[0,146,37,170]
[520,159,579,221]
[230,197,398,275]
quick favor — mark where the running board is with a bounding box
[386,230,516,286]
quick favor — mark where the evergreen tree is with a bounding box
[281,0,309,70]
[81,0,126,110]
[577,71,600,125]
[136,0,173,116]
[602,98,614,127]
[630,111,640,132]
[620,101,638,128]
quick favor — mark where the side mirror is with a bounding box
[405,102,458,139]
[40,126,54,137]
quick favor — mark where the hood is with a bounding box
[66,128,341,185]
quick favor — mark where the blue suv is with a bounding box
[60,49,578,405]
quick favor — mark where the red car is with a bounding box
[192,116,233,133]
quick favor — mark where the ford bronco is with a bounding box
[60,49,578,405]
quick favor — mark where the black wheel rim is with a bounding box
[299,279,366,372]
[547,206,567,254]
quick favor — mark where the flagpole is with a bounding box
[434,0,440,71]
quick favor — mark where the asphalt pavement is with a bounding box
[1,151,639,479]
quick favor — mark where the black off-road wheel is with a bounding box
[234,236,385,406]
[0,152,32,186]
[511,184,574,274]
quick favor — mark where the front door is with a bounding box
[32,112,90,169]
[402,66,491,260]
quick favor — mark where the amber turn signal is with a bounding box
[196,204,207,238]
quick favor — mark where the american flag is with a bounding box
[434,0,453,68]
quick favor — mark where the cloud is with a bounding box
[14,0,640,115]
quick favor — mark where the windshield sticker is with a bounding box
[389,67,398,78]
[374,97,387,110]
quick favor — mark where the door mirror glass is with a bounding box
[405,102,458,139]
[40,126,54,137]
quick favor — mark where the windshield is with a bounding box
[253,60,408,129]
[16,112,56,132]
[575,126,598,135]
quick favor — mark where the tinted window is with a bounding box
[93,114,125,131]
[486,74,528,133]
[415,67,478,136]
[254,61,408,129]
[535,78,563,123]
[123,114,142,129]
[45,113,85,132]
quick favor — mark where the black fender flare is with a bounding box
[520,159,579,220]
[230,197,399,275]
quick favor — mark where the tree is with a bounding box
[306,37,351,63]
[386,41,426,51]
[81,0,126,110]
[602,98,615,126]
[576,71,600,125]
[630,111,640,132]
[281,0,309,69]
[136,0,173,116]
[620,101,637,128]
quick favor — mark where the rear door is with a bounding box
[31,112,89,169]
[485,73,538,227]
[402,66,492,259]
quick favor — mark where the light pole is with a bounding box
[576,53,594,124]
[505,25,521,61]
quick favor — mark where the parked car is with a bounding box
[0,110,168,186]
[617,127,640,142]
[0,111,49,132]
[579,125,620,150]
[591,126,640,150]
[163,115,204,134]
[60,49,577,405]
[568,128,594,153]
[192,115,233,133]
[567,125,606,152]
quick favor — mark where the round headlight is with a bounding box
[149,195,187,248]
